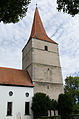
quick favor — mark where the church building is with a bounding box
[22,7,64,99]
[0,7,63,119]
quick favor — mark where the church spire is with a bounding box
[29,7,57,44]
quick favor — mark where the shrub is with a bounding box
[31,93,50,118]
[40,116,61,119]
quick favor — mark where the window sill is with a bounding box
[6,115,12,116]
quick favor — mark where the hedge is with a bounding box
[40,115,61,119]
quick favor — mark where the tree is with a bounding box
[51,99,58,116]
[64,76,79,104]
[64,76,79,114]
[0,0,30,23]
[58,93,73,119]
[57,0,79,16]
[73,103,79,114]
[31,93,50,118]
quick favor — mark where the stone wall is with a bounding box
[33,63,62,84]
[22,38,64,100]
[32,38,64,100]
[22,40,32,78]
[33,81,63,100]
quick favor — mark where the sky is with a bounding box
[0,0,79,83]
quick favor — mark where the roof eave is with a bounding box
[0,83,34,87]
[29,36,58,45]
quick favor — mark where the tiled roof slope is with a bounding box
[29,7,57,44]
[0,67,34,87]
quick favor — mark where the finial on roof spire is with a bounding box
[36,3,37,7]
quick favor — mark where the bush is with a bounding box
[73,104,79,114]
[40,116,61,119]
[31,93,50,118]
[58,94,73,119]
[50,116,61,119]
[72,114,79,119]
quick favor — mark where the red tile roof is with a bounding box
[0,67,34,87]
[29,7,57,44]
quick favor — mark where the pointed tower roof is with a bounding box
[29,7,57,44]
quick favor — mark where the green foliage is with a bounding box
[51,99,58,110]
[72,114,79,119]
[58,93,73,119]
[50,116,61,119]
[64,76,79,115]
[40,116,61,119]
[31,93,50,118]
[65,76,79,92]
[72,104,79,114]
[64,76,79,104]
[50,99,58,115]
[57,0,79,16]
[0,0,31,23]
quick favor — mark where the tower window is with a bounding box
[25,102,30,115]
[45,46,48,51]
[7,102,12,116]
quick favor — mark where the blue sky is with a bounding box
[0,0,79,82]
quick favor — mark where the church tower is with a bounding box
[22,7,64,100]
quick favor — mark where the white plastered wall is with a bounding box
[0,85,33,119]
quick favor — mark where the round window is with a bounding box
[9,91,13,96]
[25,92,29,97]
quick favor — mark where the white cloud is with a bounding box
[0,0,79,82]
